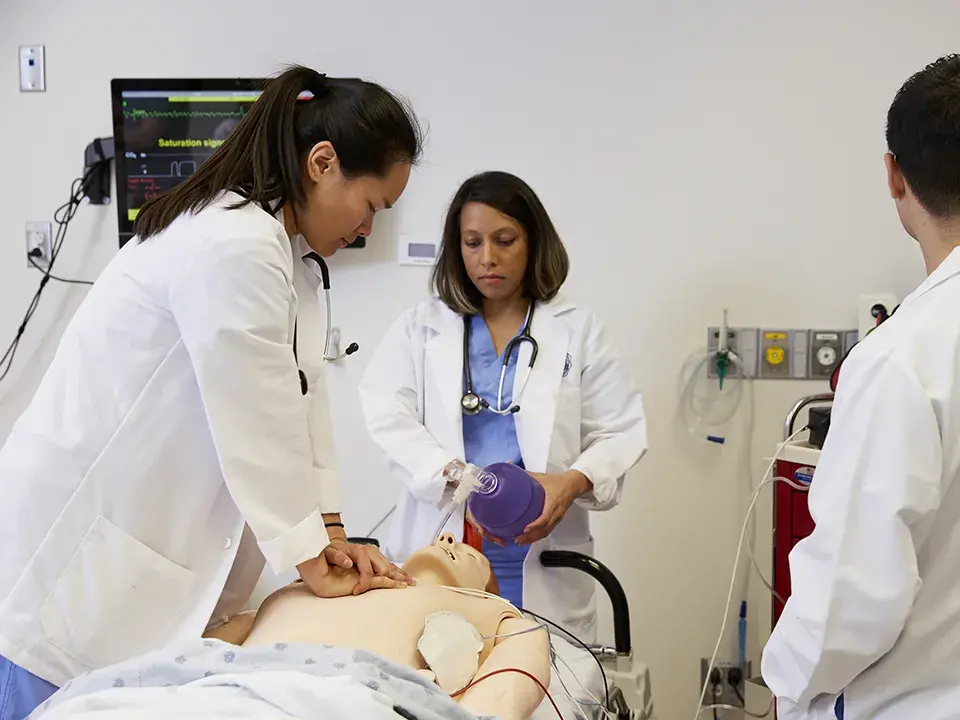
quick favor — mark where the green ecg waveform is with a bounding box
[124,108,247,120]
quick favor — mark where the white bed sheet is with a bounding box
[37,635,650,720]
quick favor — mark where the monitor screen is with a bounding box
[110,78,365,248]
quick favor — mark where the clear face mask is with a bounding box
[432,461,499,543]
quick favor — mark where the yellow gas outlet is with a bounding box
[759,330,791,378]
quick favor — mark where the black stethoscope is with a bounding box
[293,252,359,396]
[460,302,539,415]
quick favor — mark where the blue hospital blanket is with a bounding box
[32,640,491,720]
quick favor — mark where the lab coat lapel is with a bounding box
[902,246,960,308]
[423,307,466,455]
[514,301,570,473]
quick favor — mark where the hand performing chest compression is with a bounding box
[206,534,551,720]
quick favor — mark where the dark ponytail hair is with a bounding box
[133,64,423,240]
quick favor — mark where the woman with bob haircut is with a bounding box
[359,170,647,638]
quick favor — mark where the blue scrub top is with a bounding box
[461,315,531,609]
[0,654,57,720]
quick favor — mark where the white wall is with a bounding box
[1,1,954,716]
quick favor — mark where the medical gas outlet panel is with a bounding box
[707,327,857,380]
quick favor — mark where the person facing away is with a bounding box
[761,54,960,720]
[358,170,647,642]
[0,64,422,720]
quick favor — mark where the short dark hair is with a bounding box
[432,171,570,315]
[134,64,423,240]
[886,54,960,219]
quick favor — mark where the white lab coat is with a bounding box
[0,192,340,686]
[761,247,960,720]
[358,295,647,642]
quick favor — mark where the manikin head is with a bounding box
[402,534,499,595]
[884,55,960,273]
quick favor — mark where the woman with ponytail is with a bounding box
[0,64,422,717]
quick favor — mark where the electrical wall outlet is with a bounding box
[809,330,844,379]
[858,293,898,340]
[701,658,751,714]
[706,327,758,378]
[25,221,53,269]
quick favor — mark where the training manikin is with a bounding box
[206,534,550,720]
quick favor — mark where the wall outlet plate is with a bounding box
[707,327,859,381]
[791,329,809,379]
[858,293,898,340]
[19,45,46,92]
[809,330,844,379]
[706,327,758,378]
[701,658,751,712]
[758,329,792,379]
[25,221,53,269]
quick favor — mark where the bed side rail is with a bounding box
[539,550,632,657]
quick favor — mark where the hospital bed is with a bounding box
[40,544,654,720]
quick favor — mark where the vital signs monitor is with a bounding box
[110,78,367,249]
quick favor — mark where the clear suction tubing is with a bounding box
[432,460,498,542]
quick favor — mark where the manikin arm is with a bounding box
[457,617,550,720]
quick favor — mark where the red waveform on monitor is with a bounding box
[127,176,162,201]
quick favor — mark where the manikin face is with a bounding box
[291,141,411,258]
[460,202,529,304]
[402,533,494,592]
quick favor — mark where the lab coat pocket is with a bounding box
[40,515,194,670]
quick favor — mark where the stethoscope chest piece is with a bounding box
[460,392,482,415]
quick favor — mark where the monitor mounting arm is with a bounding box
[83,136,114,206]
